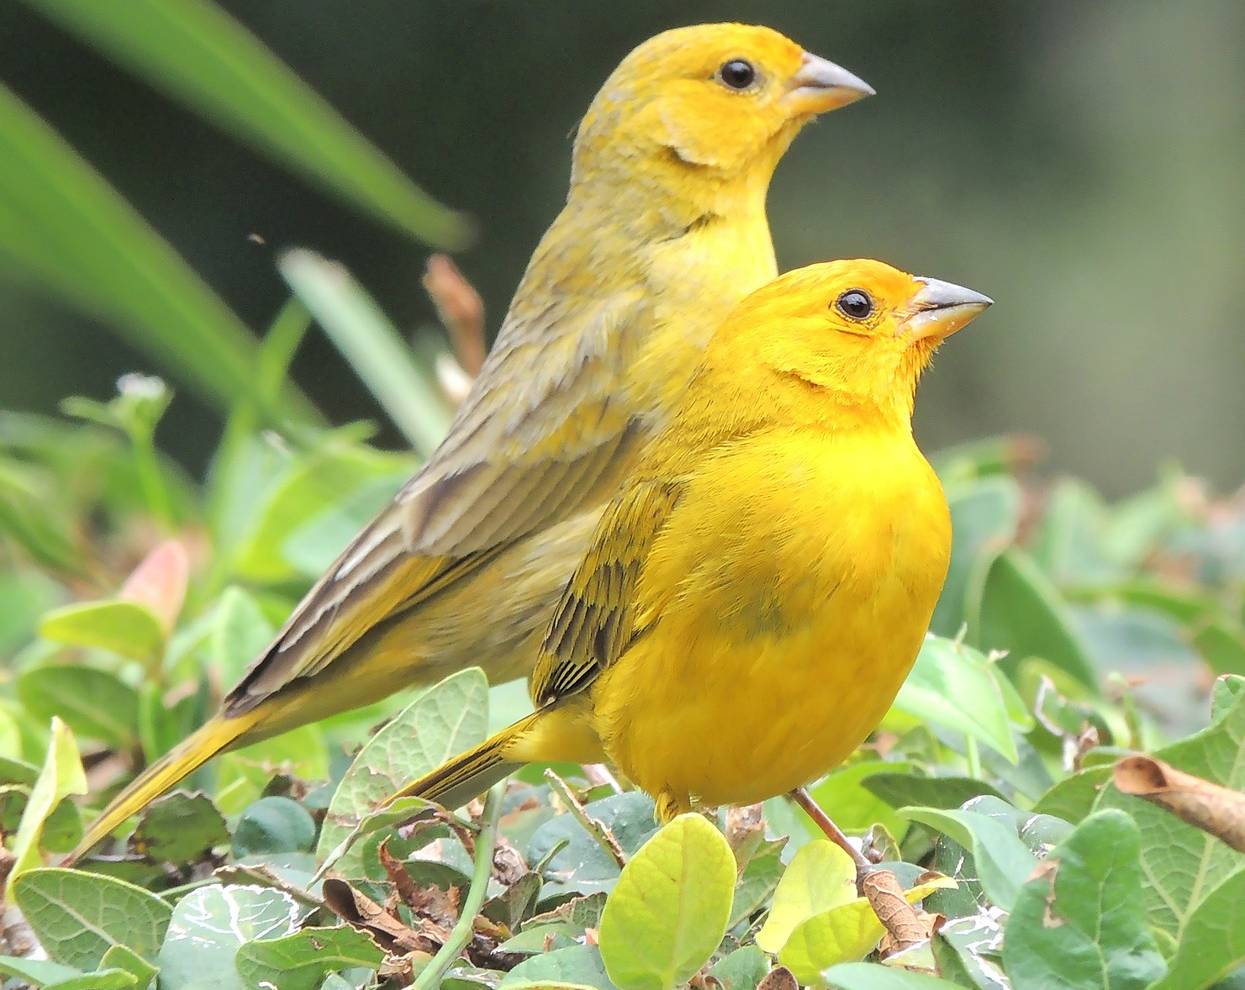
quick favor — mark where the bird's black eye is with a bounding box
[717,59,756,90]
[835,290,873,320]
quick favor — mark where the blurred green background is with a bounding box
[3,1,1243,495]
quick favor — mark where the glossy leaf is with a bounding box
[235,925,384,990]
[9,718,86,879]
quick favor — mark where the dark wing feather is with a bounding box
[530,477,684,706]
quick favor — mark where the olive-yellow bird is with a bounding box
[388,259,992,818]
[73,25,872,856]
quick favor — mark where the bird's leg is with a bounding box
[789,786,872,881]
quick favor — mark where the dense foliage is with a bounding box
[2,339,1244,989]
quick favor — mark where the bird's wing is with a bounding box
[530,476,685,706]
[224,289,650,711]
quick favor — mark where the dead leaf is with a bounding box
[757,965,798,990]
[862,869,932,954]
[1114,754,1245,852]
[323,877,443,953]
[422,254,485,375]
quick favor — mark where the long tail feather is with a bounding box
[387,712,542,810]
[69,714,254,862]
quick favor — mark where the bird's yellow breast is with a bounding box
[591,426,950,807]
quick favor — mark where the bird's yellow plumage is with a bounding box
[72,24,873,857]
[390,259,993,816]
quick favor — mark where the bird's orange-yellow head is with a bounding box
[708,259,992,425]
[571,24,872,209]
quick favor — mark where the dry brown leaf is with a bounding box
[862,869,932,954]
[423,254,486,375]
[757,965,799,990]
[322,876,443,953]
[1114,754,1245,852]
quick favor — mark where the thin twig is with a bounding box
[412,782,504,990]
[788,787,871,876]
[544,769,626,868]
[582,763,624,794]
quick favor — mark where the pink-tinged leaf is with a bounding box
[119,540,189,634]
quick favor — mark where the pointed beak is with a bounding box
[902,277,993,342]
[781,52,875,117]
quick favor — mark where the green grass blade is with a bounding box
[279,248,453,457]
[20,0,472,249]
[0,84,314,424]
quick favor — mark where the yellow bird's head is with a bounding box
[571,23,873,207]
[710,259,993,424]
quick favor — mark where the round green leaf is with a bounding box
[598,813,735,990]
[232,796,316,856]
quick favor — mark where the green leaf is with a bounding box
[13,867,171,968]
[132,791,228,862]
[0,84,306,422]
[210,586,275,688]
[756,840,857,953]
[214,724,329,815]
[969,549,1098,687]
[17,665,140,748]
[526,791,659,898]
[1030,478,1119,584]
[898,802,1035,911]
[779,874,953,984]
[808,761,916,841]
[44,970,137,990]
[709,947,769,990]
[819,963,967,989]
[859,772,1006,813]
[280,249,454,455]
[0,958,82,987]
[1095,690,1245,940]
[1149,869,1245,990]
[20,0,470,247]
[1032,766,1113,823]
[9,718,86,880]
[231,443,412,583]
[931,477,1020,636]
[235,926,384,990]
[232,796,317,856]
[598,814,736,990]
[37,600,164,664]
[99,945,157,990]
[730,835,788,929]
[158,884,301,990]
[499,944,615,990]
[1002,811,1165,990]
[316,667,488,867]
[892,636,1021,763]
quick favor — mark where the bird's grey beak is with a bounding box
[902,277,993,342]
[782,52,875,116]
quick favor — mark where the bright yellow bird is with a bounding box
[74,25,872,857]
[389,259,992,820]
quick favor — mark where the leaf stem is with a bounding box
[965,732,982,780]
[412,782,504,990]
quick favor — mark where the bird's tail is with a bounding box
[387,711,543,811]
[69,713,256,862]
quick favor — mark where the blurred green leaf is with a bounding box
[280,248,455,455]
[157,884,300,990]
[892,636,1021,764]
[598,814,735,990]
[499,945,615,990]
[214,724,329,815]
[13,867,171,968]
[232,796,316,857]
[817,963,971,989]
[808,761,916,841]
[1003,811,1164,990]
[20,0,470,247]
[0,84,308,422]
[132,791,227,862]
[1030,478,1119,584]
[98,945,156,990]
[931,477,1020,637]
[210,586,274,688]
[9,718,86,880]
[860,772,1006,813]
[0,958,83,987]
[1032,766,1113,823]
[235,926,383,990]
[969,549,1097,688]
[709,947,769,990]
[756,840,856,953]
[38,600,164,664]
[17,665,139,748]
[43,968,137,990]
[316,667,488,868]
[1149,869,1245,990]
